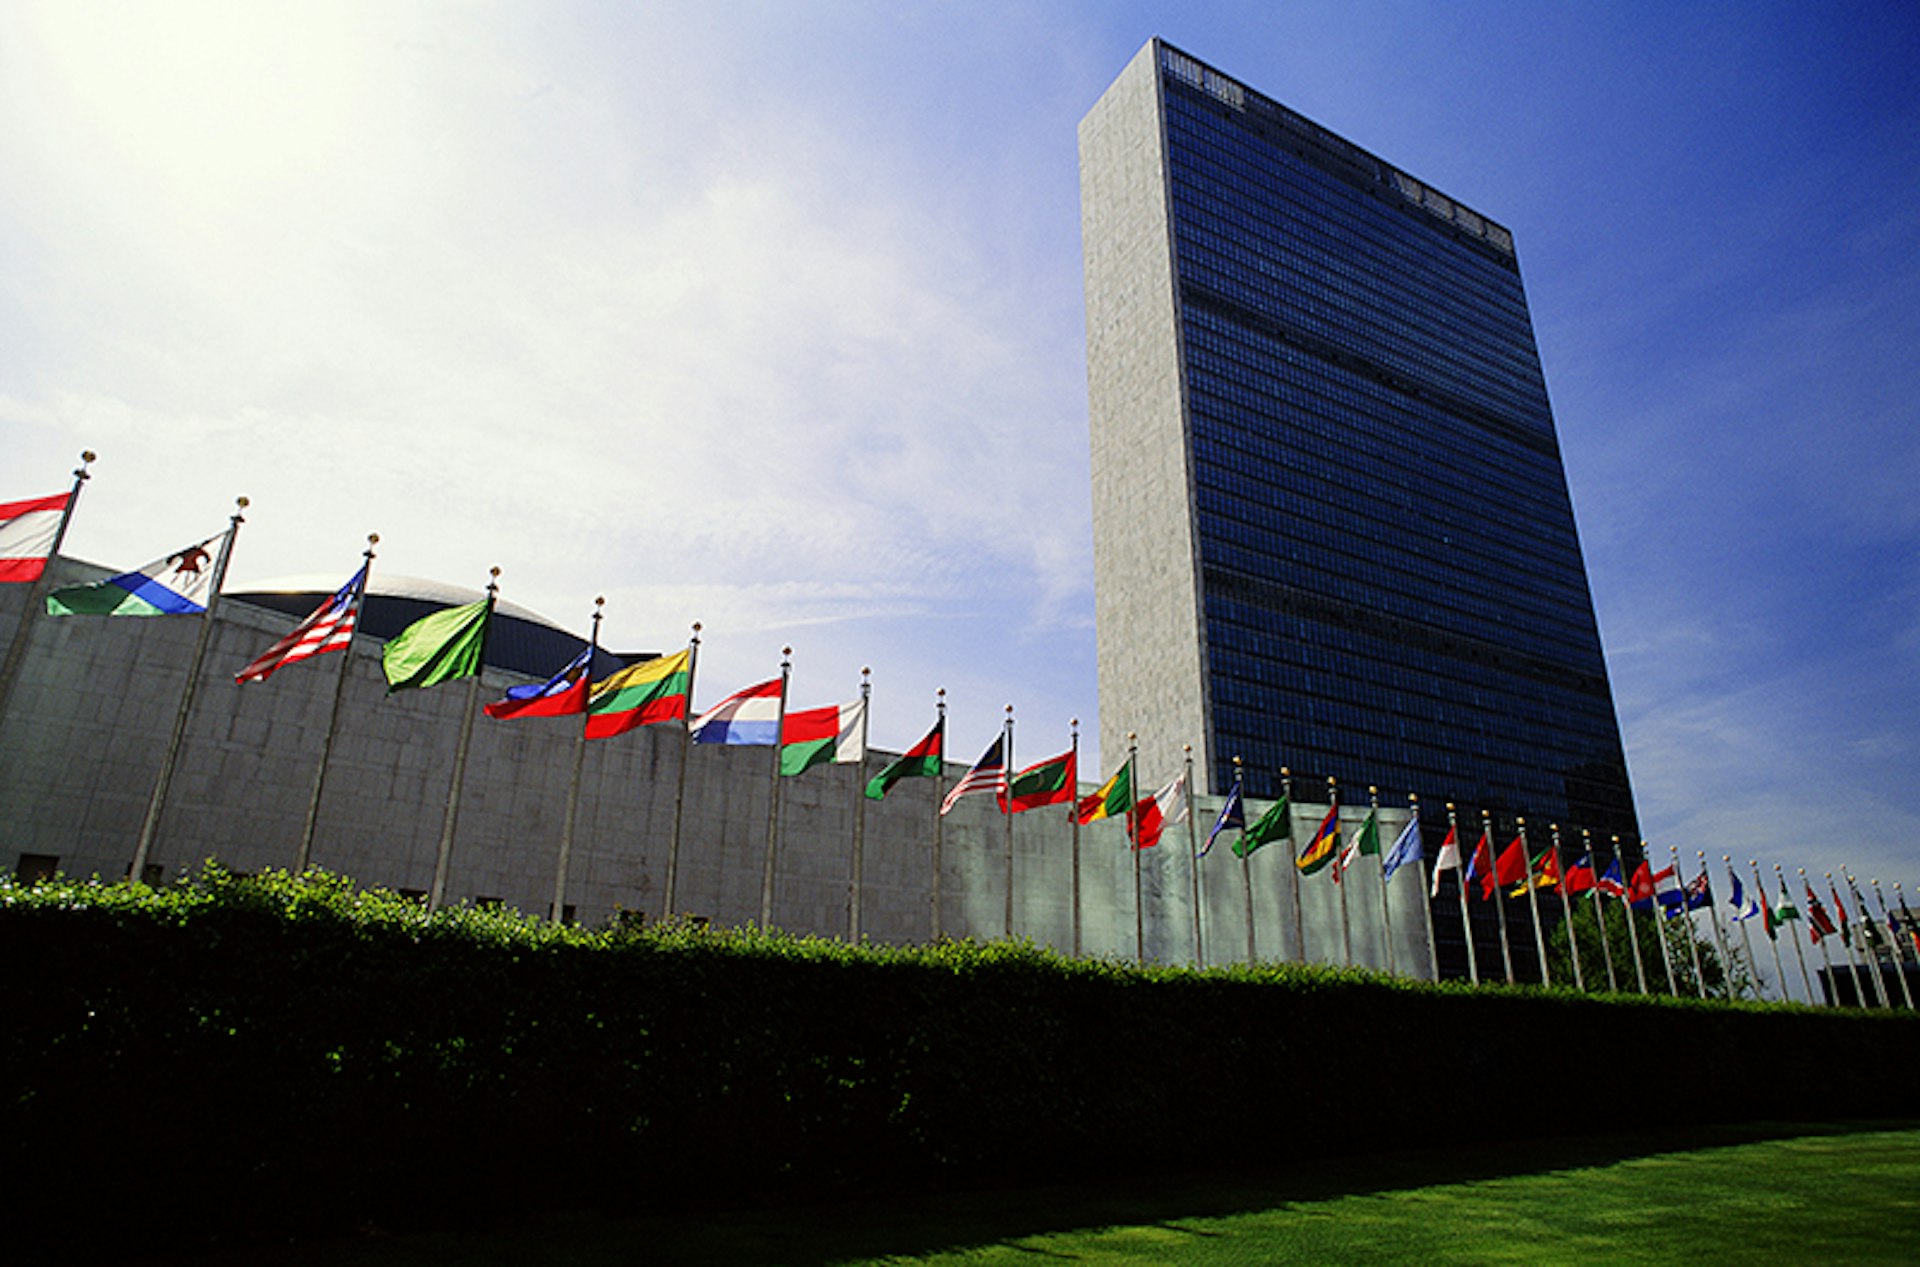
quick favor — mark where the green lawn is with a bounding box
[164,1122,1920,1265]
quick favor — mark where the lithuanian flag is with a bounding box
[585,649,692,739]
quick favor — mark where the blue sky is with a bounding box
[3,2,1917,919]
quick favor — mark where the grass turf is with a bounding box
[156,1121,1920,1265]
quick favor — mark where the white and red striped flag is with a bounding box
[0,492,72,583]
[234,567,366,684]
[939,734,1007,816]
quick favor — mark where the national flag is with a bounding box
[1076,761,1133,826]
[690,677,782,746]
[780,698,866,776]
[381,598,490,692]
[1511,846,1560,897]
[1829,884,1852,947]
[234,566,365,685]
[1659,871,1709,918]
[1804,885,1837,943]
[1564,853,1597,896]
[1902,898,1920,954]
[1380,815,1423,883]
[1493,835,1530,893]
[1337,810,1380,875]
[865,718,943,800]
[1296,806,1341,876]
[1465,830,1493,899]
[1429,826,1460,898]
[0,492,70,583]
[1132,773,1188,850]
[940,735,1006,816]
[1772,884,1799,943]
[998,750,1076,813]
[1200,778,1243,858]
[1595,858,1627,898]
[584,649,693,738]
[1232,792,1290,859]
[484,644,592,720]
[1729,872,1760,922]
[46,534,224,617]
[1627,861,1674,910]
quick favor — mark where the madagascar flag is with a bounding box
[585,649,692,739]
[1076,762,1132,826]
[780,699,865,776]
[1296,806,1341,876]
[866,719,943,800]
[1000,751,1076,813]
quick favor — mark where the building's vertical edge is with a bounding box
[1079,40,1211,793]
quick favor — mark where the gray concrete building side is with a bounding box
[0,563,1431,974]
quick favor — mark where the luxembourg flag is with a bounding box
[45,534,225,616]
[690,676,783,745]
[0,493,71,583]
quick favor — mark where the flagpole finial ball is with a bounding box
[1517,816,1525,826]
[1183,743,1191,753]
[1445,801,1454,811]
[862,665,870,675]
[1550,822,1558,831]
[783,646,792,656]
[1127,731,1136,741]
[236,496,250,509]
[691,621,701,633]
[1368,784,1377,795]
[82,449,96,462]
[1280,765,1289,776]
[595,595,605,608]
[489,566,500,577]
[1409,792,1418,804]
[937,687,945,698]
[367,533,379,545]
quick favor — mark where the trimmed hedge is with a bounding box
[4,866,1914,1257]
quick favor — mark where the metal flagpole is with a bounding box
[1877,880,1915,1009]
[1753,861,1787,1002]
[1448,803,1478,986]
[1186,744,1202,967]
[1674,845,1705,998]
[1330,778,1352,966]
[0,450,94,726]
[1487,811,1515,985]
[1617,837,1649,995]
[1644,842,1678,997]
[1801,869,1838,1005]
[1410,794,1438,982]
[130,496,248,884]
[931,689,946,941]
[1237,757,1255,964]
[1520,818,1551,986]
[759,647,792,930]
[1827,872,1867,1007]
[1586,830,1615,992]
[1071,719,1082,957]
[550,596,601,924]
[662,622,701,923]
[1847,873,1890,1009]
[848,668,871,942]
[1003,704,1016,940]
[1697,850,1734,998]
[1726,856,1760,1000]
[1283,766,1303,963]
[1369,786,1394,976]
[1129,733,1143,963]
[295,533,376,874]
[427,566,497,914]
[1553,824,1582,990]
[1780,866,1816,1004]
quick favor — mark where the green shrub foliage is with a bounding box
[3,866,1914,1255]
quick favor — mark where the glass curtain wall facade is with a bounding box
[1081,41,1638,975]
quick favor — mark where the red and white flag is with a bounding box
[0,492,71,583]
[1132,772,1189,850]
[234,568,365,684]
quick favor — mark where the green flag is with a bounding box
[382,598,490,692]
[1232,793,1290,858]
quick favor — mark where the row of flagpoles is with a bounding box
[3,458,1915,1007]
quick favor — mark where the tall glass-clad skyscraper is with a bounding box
[1080,41,1638,865]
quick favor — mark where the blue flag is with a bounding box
[1199,779,1243,857]
[1380,814,1423,882]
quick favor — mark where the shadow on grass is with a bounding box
[151,1117,1914,1266]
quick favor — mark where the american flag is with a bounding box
[234,567,366,685]
[939,734,1006,817]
